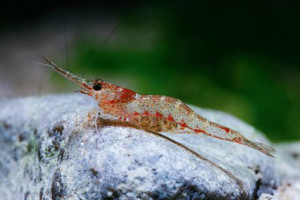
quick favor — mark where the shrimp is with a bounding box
[43,57,275,157]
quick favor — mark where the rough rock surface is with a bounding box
[0,94,297,199]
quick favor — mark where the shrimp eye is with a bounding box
[93,83,102,91]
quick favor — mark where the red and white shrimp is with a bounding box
[43,57,275,157]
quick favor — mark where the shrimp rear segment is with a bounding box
[123,95,275,157]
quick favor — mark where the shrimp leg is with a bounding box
[149,131,246,195]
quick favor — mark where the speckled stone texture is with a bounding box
[0,94,298,200]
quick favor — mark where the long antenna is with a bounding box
[82,0,145,76]
[64,20,69,68]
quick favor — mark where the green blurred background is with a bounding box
[0,1,299,142]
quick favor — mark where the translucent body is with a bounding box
[43,57,274,157]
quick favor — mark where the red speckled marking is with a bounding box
[176,120,208,134]
[133,111,209,135]
[106,87,136,104]
[216,124,231,133]
[108,99,118,104]
[233,137,242,144]
[82,83,92,90]
[133,112,139,116]
[80,90,92,96]
[167,115,175,122]
[180,120,187,128]
[155,112,163,118]
[119,88,136,103]
[143,111,150,116]
[194,129,206,134]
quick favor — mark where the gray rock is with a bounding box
[275,143,300,180]
[270,143,300,200]
[0,94,281,199]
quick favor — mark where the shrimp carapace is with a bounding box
[43,57,275,157]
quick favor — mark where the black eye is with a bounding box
[93,83,102,91]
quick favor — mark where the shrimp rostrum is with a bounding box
[43,57,275,157]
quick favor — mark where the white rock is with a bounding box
[0,94,291,199]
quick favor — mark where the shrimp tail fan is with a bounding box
[244,140,275,157]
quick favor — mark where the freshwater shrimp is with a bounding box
[43,57,275,157]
